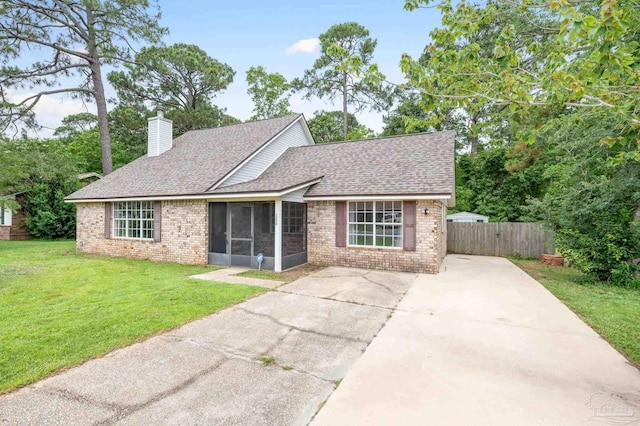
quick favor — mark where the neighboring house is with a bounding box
[0,192,28,241]
[447,211,489,223]
[66,111,455,273]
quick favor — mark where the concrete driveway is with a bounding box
[312,255,640,425]
[0,267,417,425]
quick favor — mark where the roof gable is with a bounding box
[66,114,301,200]
[210,131,456,198]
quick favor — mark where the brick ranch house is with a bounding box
[66,112,455,273]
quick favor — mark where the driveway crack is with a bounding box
[93,356,230,426]
[234,307,369,344]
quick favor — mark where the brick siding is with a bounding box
[0,194,29,240]
[307,199,445,274]
[75,200,208,265]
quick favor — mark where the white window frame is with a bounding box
[347,201,403,249]
[112,201,154,240]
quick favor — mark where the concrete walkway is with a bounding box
[0,267,417,425]
[190,266,284,289]
[312,255,640,425]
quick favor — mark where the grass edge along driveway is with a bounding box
[0,240,266,394]
[512,259,640,368]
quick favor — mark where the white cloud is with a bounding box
[286,38,320,55]
[6,89,94,138]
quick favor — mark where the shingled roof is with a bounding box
[210,131,455,198]
[66,114,301,200]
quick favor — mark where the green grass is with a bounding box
[512,259,640,366]
[0,240,266,393]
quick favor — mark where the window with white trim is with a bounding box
[113,201,154,239]
[0,207,4,225]
[348,201,402,248]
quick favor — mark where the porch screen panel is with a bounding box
[282,202,307,256]
[254,202,275,257]
[209,203,227,254]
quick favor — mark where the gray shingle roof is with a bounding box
[66,114,301,200]
[211,130,455,197]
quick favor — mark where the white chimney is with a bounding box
[147,107,173,157]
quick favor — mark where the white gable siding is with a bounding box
[281,187,308,203]
[220,120,313,187]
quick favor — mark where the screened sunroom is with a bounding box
[207,200,307,271]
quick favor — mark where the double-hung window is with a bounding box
[348,201,402,248]
[113,201,154,239]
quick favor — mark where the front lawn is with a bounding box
[0,240,266,393]
[512,259,640,367]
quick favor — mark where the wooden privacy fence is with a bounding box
[447,222,555,258]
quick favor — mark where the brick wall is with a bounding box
[76,200,208,265]
[9,201,28,240]
[0,194,29,240]
[307,199,445,274]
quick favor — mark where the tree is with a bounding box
[23,180,80,239]
[166,103,240,137]
[0,138,78,195]
[401,0,639,161]
[525,112,640,285]
[381,93,471,151]
[455,147,548,222]
[108,43,235,113]
[54,113,98,141]
[292,22,393,140]
[246,66,292,120]
[0,0,166,175]
[307,110,374,144]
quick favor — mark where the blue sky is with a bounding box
[18,0,442,137]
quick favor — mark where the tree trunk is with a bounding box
[86,7,113,175]
[342,72,348,141]
[469,111,480,155]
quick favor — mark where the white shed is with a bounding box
[447,211,489,223]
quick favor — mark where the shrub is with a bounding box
[23,180,81,239]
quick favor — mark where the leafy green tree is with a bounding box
[0,0,167,174]
[292,22,393,140]
[0,138,78,195]
[166,103,240,137]
[526,112,640,285]
[401,0,639,161]
[23,180,80,239]
[455,147,548,222]
[107,105,153,163]
[53,113,99,141]
[108,43,235,112]
[246,66,292,120]
[307,110,374,144]
[381,93,471,151]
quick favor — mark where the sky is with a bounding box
[14,0,443,138]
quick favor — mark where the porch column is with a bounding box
[274,199,282,272]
